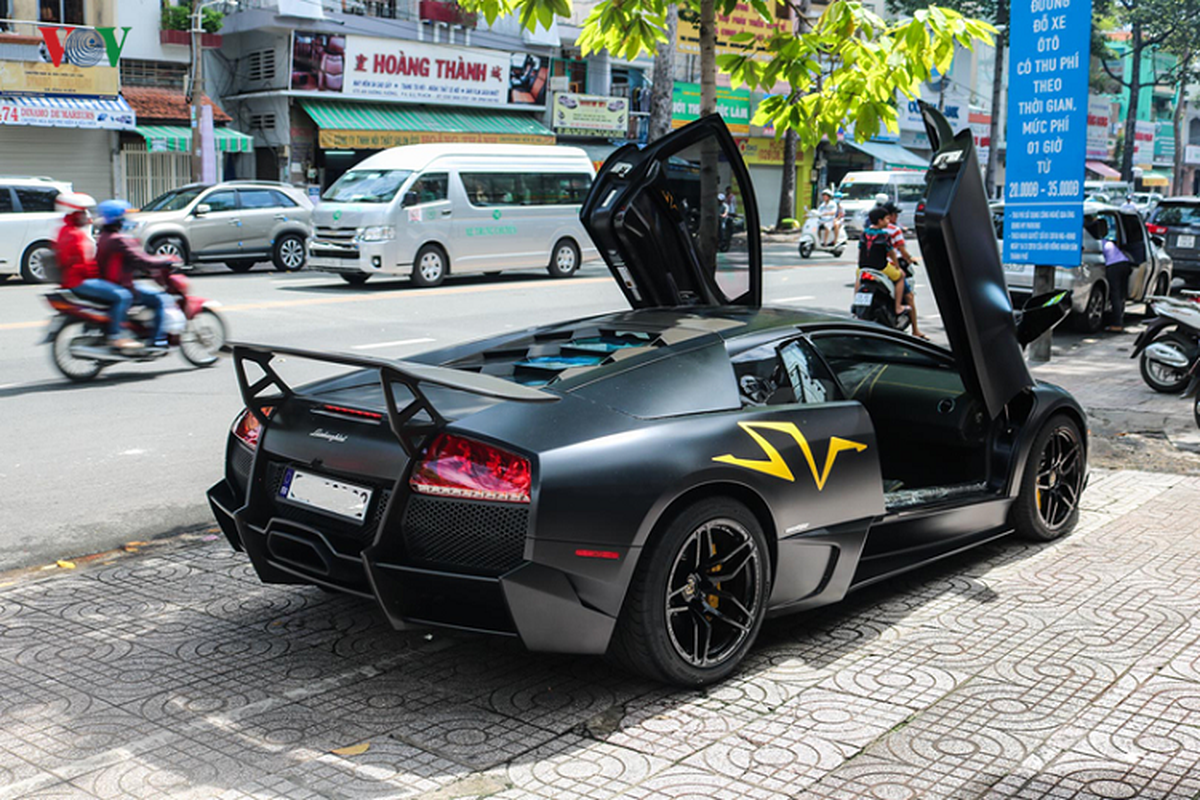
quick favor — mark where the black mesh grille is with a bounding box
[401,495,528,575]
[229,443,253,494]
[264,461,390,552]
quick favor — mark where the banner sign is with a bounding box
[969,111,991,169]
[1187,144,1200,166]
[0,60,119,97]
[0,99,133,128]
[737,137,787,165]
[1003,0,1092,267]
[671,82,750,135]
[1086,95,1111,159]
[291,32,547,109]
[318,129,554,149]
[1154,120,1175,166]
[677,3,790,62]
[1133,119,1155,164]
[552,92,627,134]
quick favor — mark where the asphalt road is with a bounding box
[0,240,941,572]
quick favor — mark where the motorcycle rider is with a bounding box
[94,200,175,349]
[54,193,141,352]
[882,201,925,339]
[817,189,843,245]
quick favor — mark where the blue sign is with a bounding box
[1003,0,1093,266]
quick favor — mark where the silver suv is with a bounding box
[128,181,313,273]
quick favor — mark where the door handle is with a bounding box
[228,218,242,226]
[440,209,453,216]
[274,214,288,221]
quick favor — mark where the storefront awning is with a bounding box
[1085,161,1121,179]
[300,100,555,148]
[132,125,255,153]
[844,139,928,170]
[1140,169,1171,187]
[0,94,136,130]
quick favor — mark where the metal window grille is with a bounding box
[247,49,276,82]
[249,113,276,130]
[121,143,197,209]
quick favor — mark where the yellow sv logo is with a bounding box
[713,421,867,491]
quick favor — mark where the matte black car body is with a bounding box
[208,106,1086,685]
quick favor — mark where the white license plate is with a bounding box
[1007,263,1033,275]
[279,468,372,522]
[308,256,352,269]
[1178,235,1196,249]
[852,292,873,307]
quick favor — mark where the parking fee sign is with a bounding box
[1003,0,1092,267]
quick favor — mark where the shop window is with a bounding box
[14,187,57,213]
[39,0,83,24]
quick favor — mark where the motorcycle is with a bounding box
[798,210,848,258]
[1130,293,1200,394]
[43,267,227,382]
[851,266,912,332]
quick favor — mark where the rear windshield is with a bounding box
[839,182,889,201]
[323,169,412,204]
[141,186,205,212]
[1150,203,1200,226]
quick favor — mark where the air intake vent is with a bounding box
[250,113,277,131]
[247,49,276,82]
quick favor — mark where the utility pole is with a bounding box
[188,1,204,182]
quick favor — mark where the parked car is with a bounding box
[995,200,1174,332]
[208,108,1084,686]
[1147,198,1200,287]
[838,170,927,237]
[1131,191,1163,217]
[0,175,73,283]
[308,144,598,287]
[127,181,313,273]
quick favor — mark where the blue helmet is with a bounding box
[96,199,132,226]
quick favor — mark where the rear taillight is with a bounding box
[410,433,531,504]
[1147,223,1167,235]
[321,404,383,421]
[232,407,272,449]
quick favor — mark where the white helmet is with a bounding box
[874,192,889,206]
[55,192,96,215]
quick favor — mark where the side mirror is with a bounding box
[194,203,211,217]
[401,191,419,208]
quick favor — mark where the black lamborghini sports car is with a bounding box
[208,105,1085,686]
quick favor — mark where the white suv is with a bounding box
[0,176,73,283]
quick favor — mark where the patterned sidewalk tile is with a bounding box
[504,734,671,800]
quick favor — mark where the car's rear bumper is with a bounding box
[206,475,620,654]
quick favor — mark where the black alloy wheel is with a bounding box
[1013,414,1085,541]
[273,234,307,272]
[608,498,769,686]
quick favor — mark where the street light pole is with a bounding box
[188,1,205,182]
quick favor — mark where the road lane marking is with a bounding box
[773,295,817,302]
[0,320,46,331]
[351,337,436,350]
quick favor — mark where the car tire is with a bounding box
[411,243,447,287]
[19,241,54,283]
[340,273,370,286]
[798,241,814,258]
[1011,414,1085,542]
[150,236,188,264]
[1139,331,1193,394]
[547,238,580,278]
[272,234,307,272]
[225,260,257,273]
[607,497,770,686]
[1071,285,1106,333]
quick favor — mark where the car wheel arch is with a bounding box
[416,240,451,269]
[1005,394,1088,498]
[637,480,779,583]
[148,232,190,258]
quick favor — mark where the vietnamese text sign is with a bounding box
[677,3,790,62]
[671,82,750,135]
[552,92,627,134]
[0,60,119,98]
[1003,0,1092,266]
[0,99,134,129]
[291,32,547,109]
[1086,95,1111,159]
[1133,119,1155,164]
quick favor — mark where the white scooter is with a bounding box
[798,210,848,258]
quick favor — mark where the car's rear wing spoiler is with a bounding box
[231,342,559,456]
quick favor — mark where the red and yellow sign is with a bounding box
[678,3,791,61]
[319,129,555,148]
[0,60,119,98]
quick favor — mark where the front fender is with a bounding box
[1130,317,1180,357]
[42,315,66,344]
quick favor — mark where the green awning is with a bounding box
[300,101,555,148]
[134,125,255,153]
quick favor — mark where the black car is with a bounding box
[1148,198,1200,286]
[208,107,1085,686]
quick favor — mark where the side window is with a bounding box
[896,182,925,203]
[14,187,57,213]
[730,338,839,406]
[811,334,951,400]
[411,173,448,204]
[542,173,593,205]
[270,190,299,208]
[203,191,238,212]
[461,173,521,206]
[0,188,14,214]
[238,189,279,209]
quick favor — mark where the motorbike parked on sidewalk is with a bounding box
[43,266,227,382]
[798,210,848,258]
[1130,293,1200,394]
[851,265,912,332]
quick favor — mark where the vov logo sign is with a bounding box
[38,26,132,68]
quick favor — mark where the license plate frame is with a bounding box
[852,292,874,307]
[1177,234,1196,250]
[278,468,373,522]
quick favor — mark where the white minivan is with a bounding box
[837,170,927,237]
[308,145,599,286]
